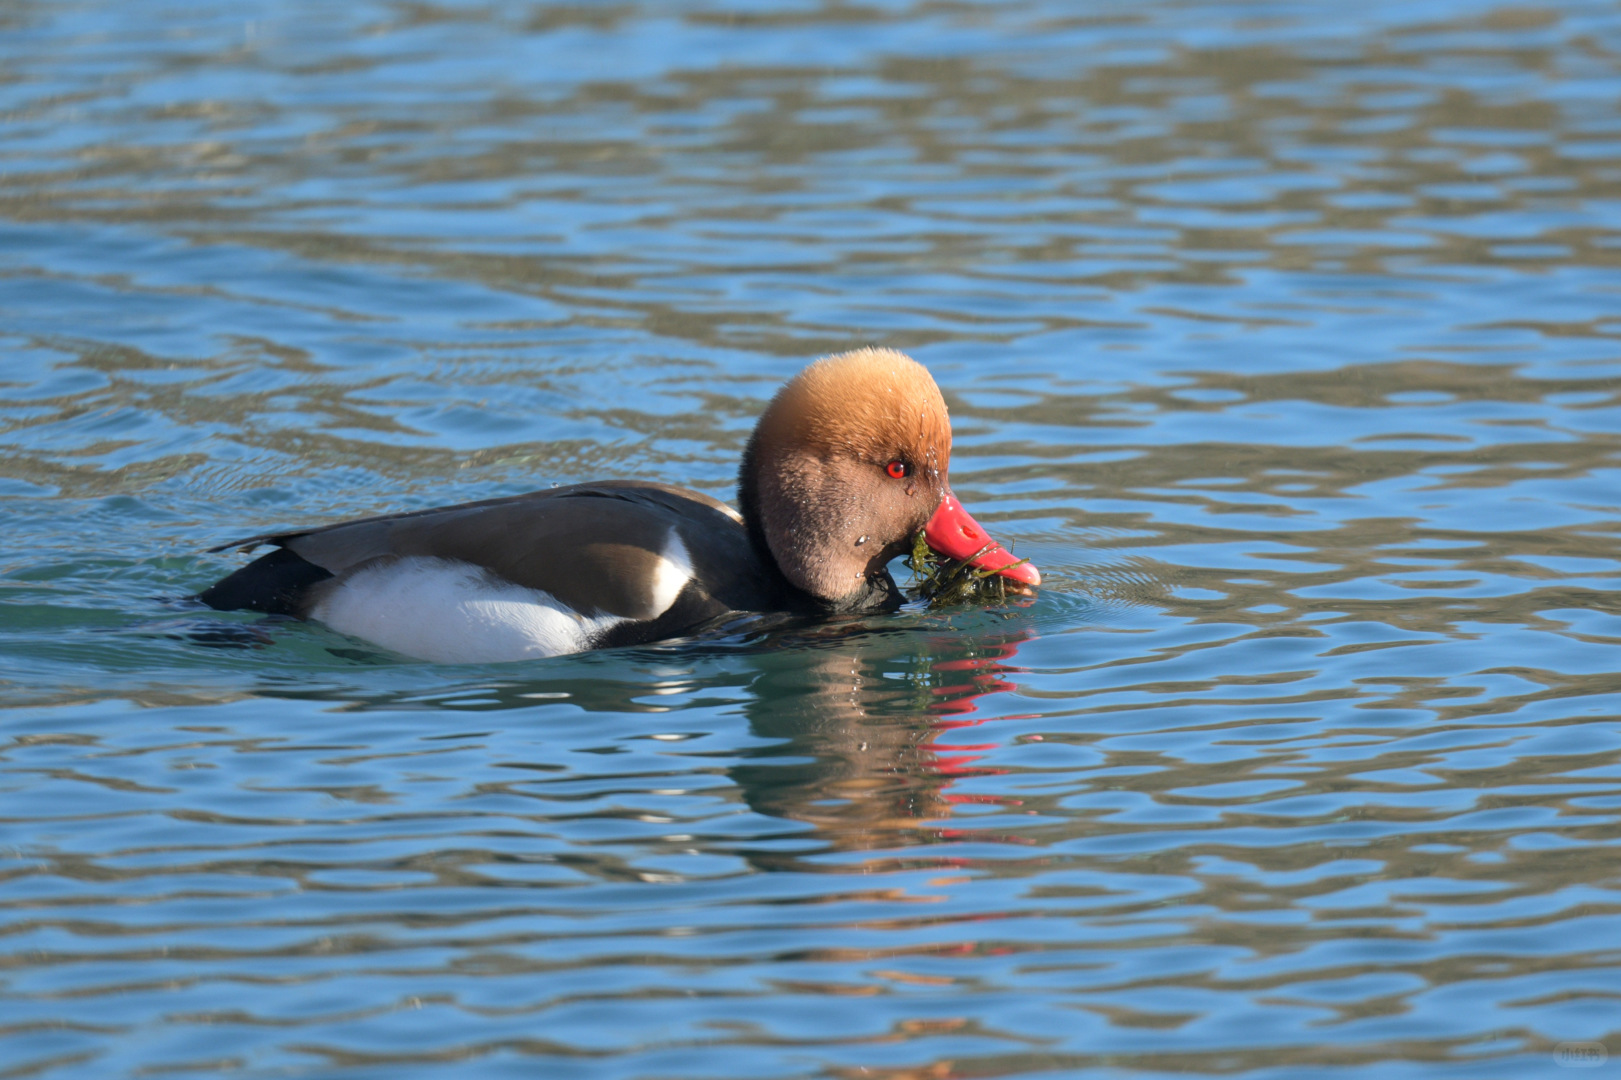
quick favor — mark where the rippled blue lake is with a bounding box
[3,1,1620,1077]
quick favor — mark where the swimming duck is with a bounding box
[199,348,1039,662]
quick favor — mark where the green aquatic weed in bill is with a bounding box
[905,529,1031,607]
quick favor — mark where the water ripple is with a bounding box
[2,0,1620,1077]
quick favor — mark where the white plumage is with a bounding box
[309,529,694,662]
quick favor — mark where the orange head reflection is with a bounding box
[732,624,1035,856]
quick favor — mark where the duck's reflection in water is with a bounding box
[250,611,1035,858]
[730,624,1033,858]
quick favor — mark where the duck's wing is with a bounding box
[199,481,774,623]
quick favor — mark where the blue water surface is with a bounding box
[2,0,1619,1077]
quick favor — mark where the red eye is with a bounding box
[886,460,908,479]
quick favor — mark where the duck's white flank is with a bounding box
[308,529,695,664]
[311,556,624,663]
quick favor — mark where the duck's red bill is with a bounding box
[923,492,1041,587]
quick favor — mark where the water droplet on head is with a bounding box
[855,535,868,546]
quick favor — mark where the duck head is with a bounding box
[738,347,1041,608]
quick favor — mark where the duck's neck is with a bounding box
[735,432,771,566]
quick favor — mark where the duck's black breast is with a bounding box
[199,481,793,659]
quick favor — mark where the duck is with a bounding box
[198,348,1040,663]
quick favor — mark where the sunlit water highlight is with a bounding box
[2,1,1619,1077]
